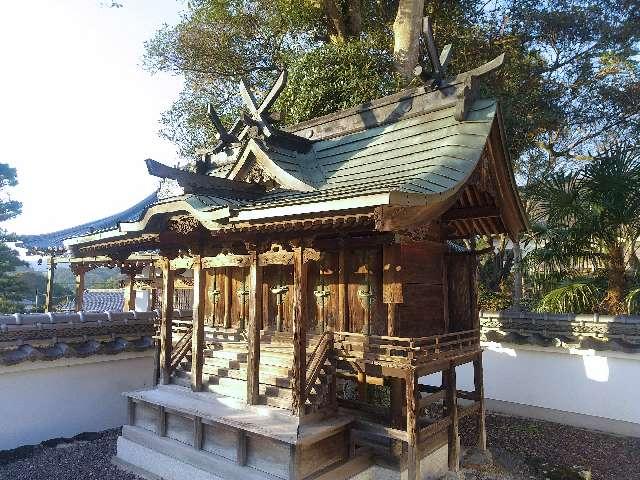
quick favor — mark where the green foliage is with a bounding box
[625,287,640,315]
[535,280,604,314]
[278,38,402,124]
[143,0,564,163]
[524,143,640,313]
[0,243,26,313]
[478,281,513,312]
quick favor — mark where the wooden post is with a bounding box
[44,257,56,313]
[474,352,487,450]
[246,250,262,405]
[406,370,420,480]
[191,256,206,391]
[124,273,136,312]
[224,267,232,329]
[442,255,449,332]
[72,265,86,312]
[390,377,405,429]
[446,366,460,472]
[292,242,308,416]
[338,245,349,332]
[159,259,175,385]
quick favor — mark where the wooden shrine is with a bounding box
[63,24,526,480]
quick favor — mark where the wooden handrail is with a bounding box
[169,325,193,373]
[305,330,333,400]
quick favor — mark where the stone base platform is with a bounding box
[116,385,449,480]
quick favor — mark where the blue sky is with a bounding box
[0,1,185,235]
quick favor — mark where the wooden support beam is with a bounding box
[390,377,405,430]
[45,259,55,313]
[442,206,500,221]
[445,367,460,472]
[237,430,247,466]
[419,389,446,409]
[157,405,167,437]
[224,267,232,329]
[193,417,203,450]
[406,371,420,480]
[124,273,136,312]
[127,398,135,426]
[292,242,308,416]
[338,245,349,332]
[246,251,262,405]
[474,353,487,450]
[191,256,206,391]
[73,266,86,312]
[159,259,175,385]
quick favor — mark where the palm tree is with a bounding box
[525,143,640,314]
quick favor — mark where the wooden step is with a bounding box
[203,365,292,388]
[202,375,292,409]
[204,349,248,362]
[203,356,240,369]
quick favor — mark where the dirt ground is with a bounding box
[0,413,638,480]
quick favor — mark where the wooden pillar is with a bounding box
[446,366,460,472]
[390,377,405,429]
[406,370,420,480]
[224,267,232,329]
[191,256,206,391]
[72,265,86,312]
[474,352,487,450]
[124,273,136,312]
[338,245,349,332]
[44,257,56,313]
[150,266,158,310]
[159,259,175,385]
[246,250,262,405]
[292,242,308,416]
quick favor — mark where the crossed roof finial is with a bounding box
[239,70,288,139]
[413,17,453,87]
[205,71,288,153]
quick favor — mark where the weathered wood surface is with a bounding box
[246,251,262,404]
[292,244,308,416]
[406,370,420,480]
[191,256,206,391]
[159,259,175,385]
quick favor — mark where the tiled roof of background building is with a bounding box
[57,290,125,312]
[18,192,158,253]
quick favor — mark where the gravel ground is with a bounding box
[461,413,640,480]
[0,429,139,480]
[0,415,638,480]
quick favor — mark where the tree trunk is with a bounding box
[512,238,522,311]
[604,243,625,314]
[321,0,347,42]
[347,0,362,36]
[393,0,425,77]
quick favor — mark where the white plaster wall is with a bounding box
[0,352,155,451]
[420,343,640,435]
[135,290,151,311]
